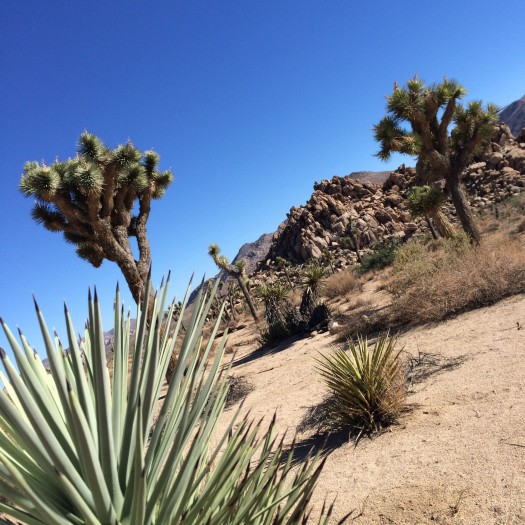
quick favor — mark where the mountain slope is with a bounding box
[500,94,525,137]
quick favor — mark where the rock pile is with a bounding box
[260,124,525,271]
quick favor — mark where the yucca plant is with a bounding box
[300,264,327,318]
[406,185,455,240]
[0,274,339,524]
[316,334,406,440]
[256,282,297,346]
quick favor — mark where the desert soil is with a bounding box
[218,293,525,524]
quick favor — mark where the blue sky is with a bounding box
[1,0,524,355]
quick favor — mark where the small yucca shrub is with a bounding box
[0,275,338,524]
[316,334,406,439]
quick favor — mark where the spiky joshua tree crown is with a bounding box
[20,132,174,302]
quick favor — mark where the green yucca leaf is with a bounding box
[0,274,336,524]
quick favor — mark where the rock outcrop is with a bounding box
[260,124,525,271]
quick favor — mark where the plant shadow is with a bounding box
[281,428,350,468]
[231,333,305,367]
[406,351,469,388]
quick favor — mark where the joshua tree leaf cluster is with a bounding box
[406,185,455,239]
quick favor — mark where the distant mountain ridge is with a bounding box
[347,170,392,185]
[232,232,274,275]
[500,94,525,137]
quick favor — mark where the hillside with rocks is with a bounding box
[500,94,525,137]
[232,232,274,275]
[257,123,525,272]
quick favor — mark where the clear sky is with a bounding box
[1,0,524,356]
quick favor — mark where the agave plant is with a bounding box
[0,274,339,524]
[316,334,406,439]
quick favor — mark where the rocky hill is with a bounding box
[259,123,525,271]
[500,94,525,136]
[232,232,274,275]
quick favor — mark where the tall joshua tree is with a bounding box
[20,131,173,304]
[208,243,259,321]
[374,76,498,244]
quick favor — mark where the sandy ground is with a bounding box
[218,293,525,524]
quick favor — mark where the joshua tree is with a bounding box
[322,249,336,274]
[374,76,498,244]
[406,185,456,239]
[20,131,173,304]
[276,256,295,288]
[208,243,259,321]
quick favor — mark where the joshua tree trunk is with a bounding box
[236,275,259,321]
[228,284,238,320]
[283,268,294,289]
[423,214,439,240]
[448,178,481,244]
[429,210,456,239]
[347,220,363,264]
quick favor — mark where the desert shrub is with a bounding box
[358,239,400,274]
[286,307,308,333]
[389,232,525,324]
[308,303,332,329]
[0,276,334,524]
[323,269,360,299]
[259,319,294,347]
[315,333,406,439]
[514,217,525,234]
[332,307,386,343]
[257,282,298,346]
[225,375,254,408]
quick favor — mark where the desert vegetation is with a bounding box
[20,132,173,305]
[315,333,407,440]
[374,76,499,243]
[388,232,525,325]
[0,277,339,524]
[7,80,525,524]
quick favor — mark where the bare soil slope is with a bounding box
[220,294,525,524]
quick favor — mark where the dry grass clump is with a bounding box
[332,307,385,342]
[225,375,254,408]
[315,333,407,440]
[323,269,360,299]
[388,232,525,325]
